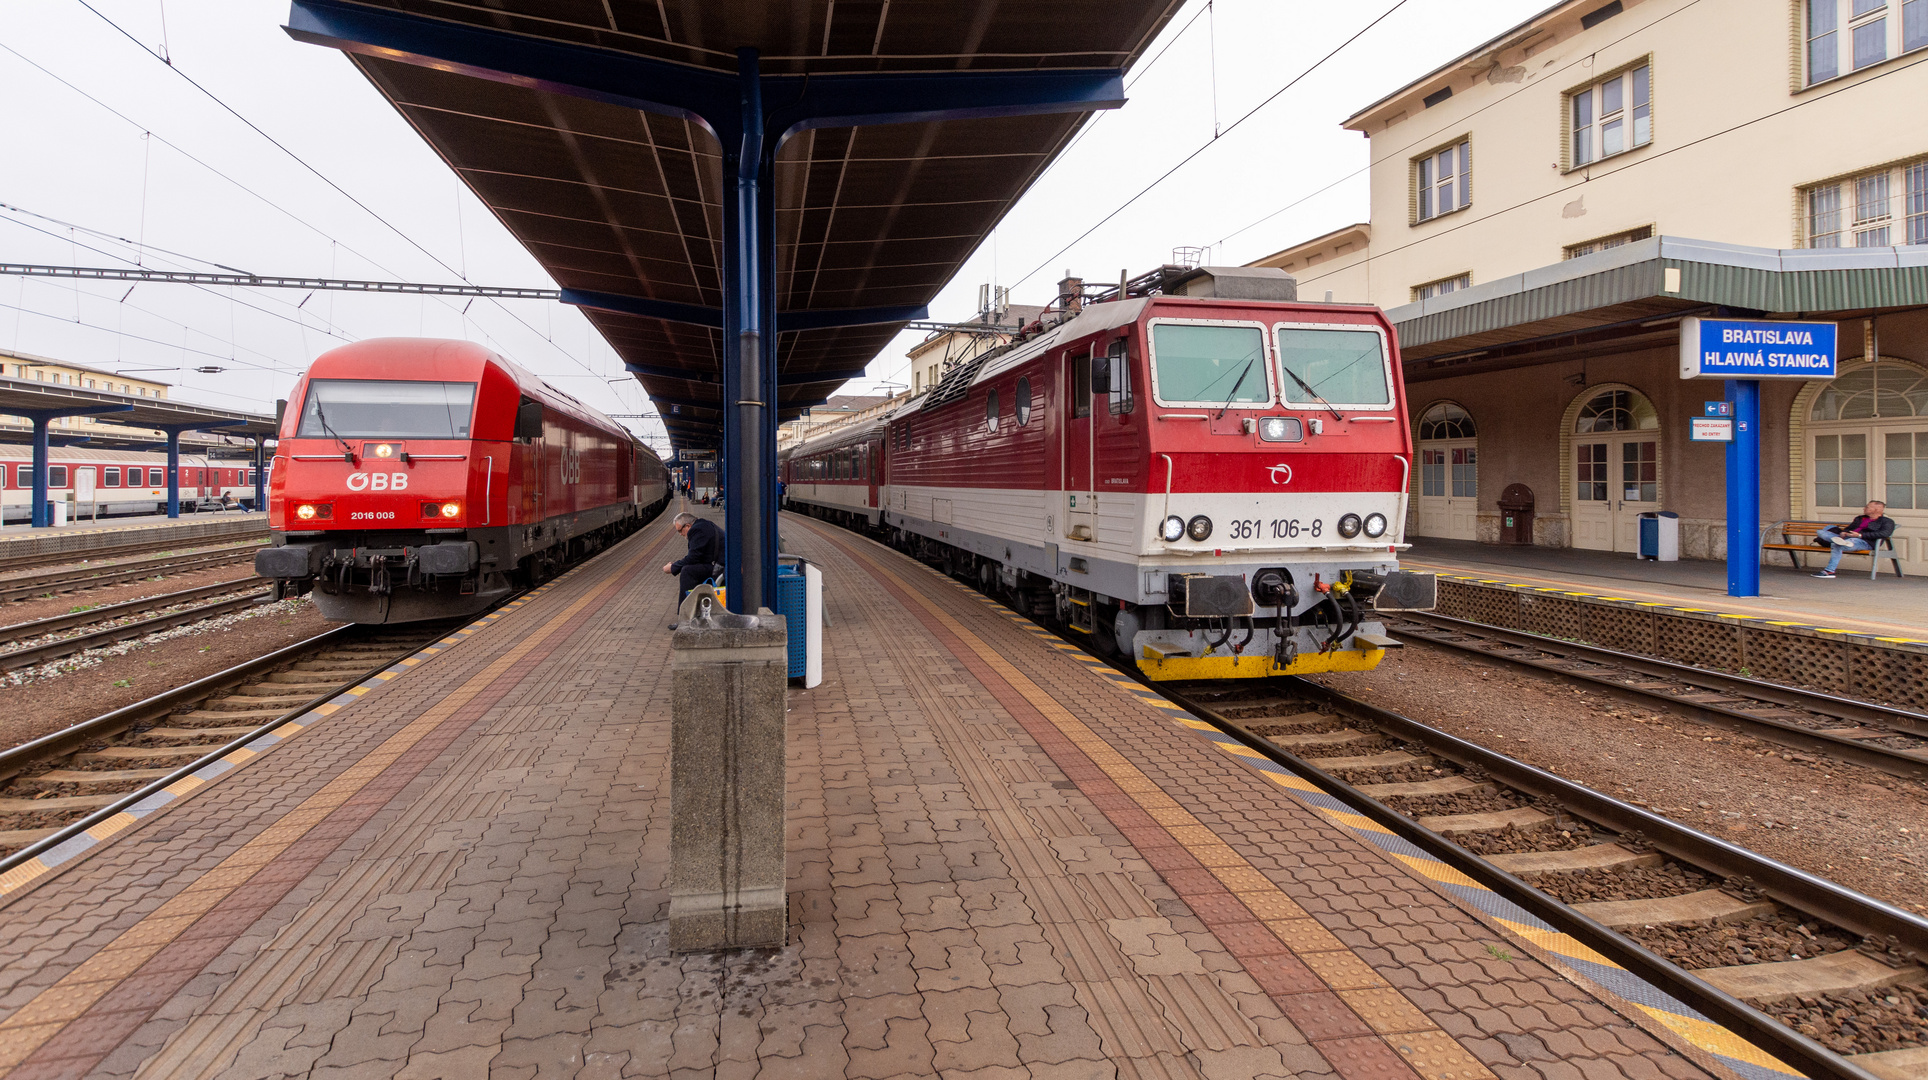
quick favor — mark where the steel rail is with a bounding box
[0,527,267,574]
[0,628,411,892]
[0,589,272,672]
[0,578,270,646]
[0,625,358,785]
[1166,676,1911,1080]
[1390,611,1928,780]
[0,546,262,602]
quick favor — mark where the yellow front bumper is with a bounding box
[1136,646,1386,681]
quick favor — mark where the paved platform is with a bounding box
[0,507,1774,1080]
[0,511,264,538]
[1406,538,1928,641]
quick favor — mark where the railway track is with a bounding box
[0,579,276,672]
[1154,674,1927,1080]
[0,522,267,574]
[0,622,455,868]
[1388,611,1928,781]
[0,542,264,603]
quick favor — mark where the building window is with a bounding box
[1414,140,1471,223]
[1570,64,1650,167]
[1805,156,1928,247]
[1806,0,1927,84]
[1564,225,1654,259]
[1412,273,1471,301]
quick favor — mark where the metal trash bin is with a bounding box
[775,555,824,687]
[1498,484,1534,545]
[1638,510,1679,562]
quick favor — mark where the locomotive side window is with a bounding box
[1148,324,1269,406]
[296,379,477,439]
[986,389,1000,432]
[514,396,544,441]
[1276,326,1393,410]
[1071,351,1092,419]
[1106,339,1134,415]
[1016,378,1032,425]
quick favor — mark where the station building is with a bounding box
[1254,0,1928,569]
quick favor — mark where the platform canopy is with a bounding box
[0,376,278,445]
[285,0,1180,450]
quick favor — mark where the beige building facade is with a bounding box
[1257,0,1928,571]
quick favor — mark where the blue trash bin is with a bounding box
[775,561,807,678]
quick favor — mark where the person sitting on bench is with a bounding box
[1812,500,1895,579]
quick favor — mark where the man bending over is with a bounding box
[664,512,725,625]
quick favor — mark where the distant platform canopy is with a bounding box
[0,376,278,450]
[286,0,1183,449]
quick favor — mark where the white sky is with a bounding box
[1,0,1552,446]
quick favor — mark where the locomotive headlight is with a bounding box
[296,503,317,521]
[371,443,395,459]
[1258,416,1303,443]
[1363,512,1388,538]
[1159,515,1186,542]
[1337,513,1363,538]
[440,502,461,518]
[1186,514,1213,542]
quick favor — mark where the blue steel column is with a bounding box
[758,129,780,583]
[1726,378,1761,597]
[721,47,772,612]
[166,429,182,518]
[253,437,267,510]
[30,416,51,528]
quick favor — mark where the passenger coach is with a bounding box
[256,339,668,623]
[785,266,1434,680]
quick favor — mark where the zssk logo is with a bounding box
[1267,464,1293,485]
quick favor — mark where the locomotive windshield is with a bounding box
[1148,324,1269,405]
[295,380,477,439]
[1276,327,1391,408]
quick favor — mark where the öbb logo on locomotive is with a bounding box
[344,472,409,492]
[254,338,671,624]
[778,263,1437,682]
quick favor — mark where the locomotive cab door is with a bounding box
[1063,348,1096,541]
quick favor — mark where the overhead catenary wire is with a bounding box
[51,10,630,405]
[1010,0,1415,291]
[1211,0,1714,262]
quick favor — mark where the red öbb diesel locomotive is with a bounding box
[256,339,669,622]
[783,266,1434,681]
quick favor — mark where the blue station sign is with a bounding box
[1679,317,1837,380]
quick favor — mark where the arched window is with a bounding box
[1807,361,1928,512]
[1574,389,1658,433]
[1810,363,1928,421]
[1418,402,1476,440]
[986,388,1000,432]
[1015,378,1033,426]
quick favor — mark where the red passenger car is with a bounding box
[256,339,668,622]
[785,267,1434,680]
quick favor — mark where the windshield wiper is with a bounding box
[1279,363,1347,423]
[1214,357,1257,420]
[313,400,356,463]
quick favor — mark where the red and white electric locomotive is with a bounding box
[256,339,669,623]
[785,266,1434,680]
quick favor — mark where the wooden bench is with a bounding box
[1760,521,1904,578]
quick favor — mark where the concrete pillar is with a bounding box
[668,597,788,952]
